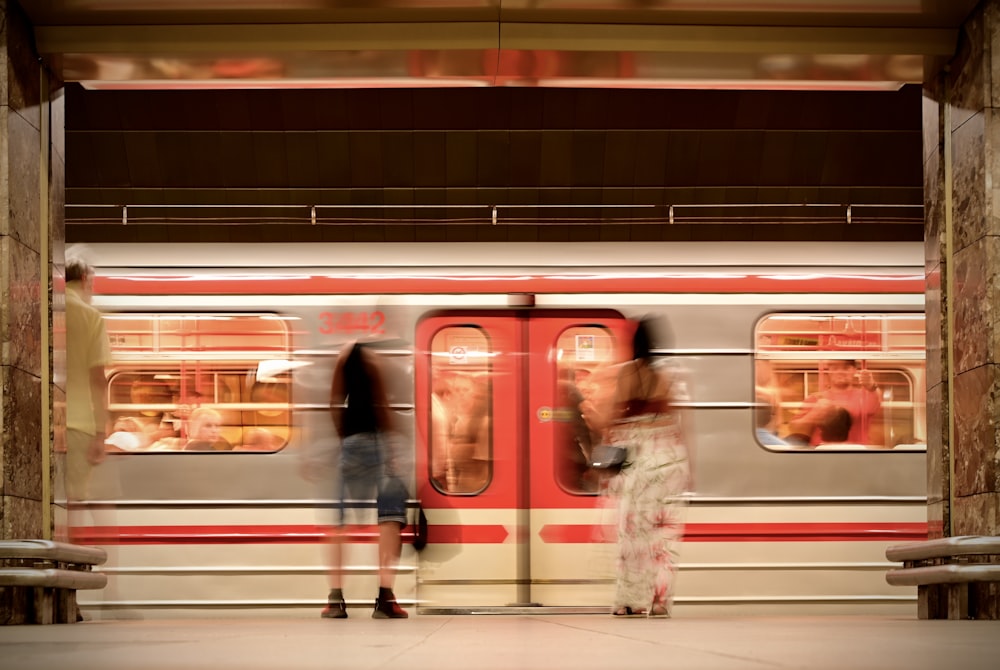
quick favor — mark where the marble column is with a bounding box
[0,0,66,624]
[922,0,1000,619]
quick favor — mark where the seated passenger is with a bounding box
[129,380,182,443]
[754,396,789,447]
[104,416,150,452]
[183,407,233,451]
[786,405,852,447]
[788,360,882,446]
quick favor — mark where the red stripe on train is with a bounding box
[69,522,925,546]
[538,522,928,543]
[94,274,924,296]
[69,524,508,546]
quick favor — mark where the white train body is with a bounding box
[65,241,927,617]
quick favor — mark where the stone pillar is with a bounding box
[0,0,66,624]
[923,0,1000,619]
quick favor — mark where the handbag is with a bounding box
[412,504,429,550]
[590,443,628,471]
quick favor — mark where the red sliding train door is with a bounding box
[414,310,632,610]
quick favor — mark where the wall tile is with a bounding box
[952,364,1000,498]
[952,491,1000,536]
[922,91,943,166]
[5,108,42,253]
[923,148,942,275]
[50,84,66,168]
[952,240,993,372]
[925,381,947,505]
[4,236,41,377]
[949,7,988,131]
[0,494,41,539]
[925,264,943,388]
[3,1,41,125]
[989,0,1000,110]
[951,111,987,249]
[1,366,42,500]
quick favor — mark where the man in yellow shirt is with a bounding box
[65,258,111,501]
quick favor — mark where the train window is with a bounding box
[103,313,293,453]
[553,326,619,494]
[429,326,492,494]
[754,313,926,451]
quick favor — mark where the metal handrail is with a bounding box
[66,202,922,226]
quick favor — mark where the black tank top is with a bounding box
[341,344,379,437]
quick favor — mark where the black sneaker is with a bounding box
[321,599,347,619]
[372,595,408,619]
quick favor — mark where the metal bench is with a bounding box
[0,540,107,624]
[886,535,1000,619]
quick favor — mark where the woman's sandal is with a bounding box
[612,606,646,617]
[648,603,670,618]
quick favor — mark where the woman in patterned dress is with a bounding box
[604,318,692,618]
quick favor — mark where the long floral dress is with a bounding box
[606,405,690,614]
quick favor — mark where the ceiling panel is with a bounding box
[44,2,946,241]
[24,1,977,90]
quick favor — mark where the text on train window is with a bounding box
[103,313,294,453]
[429,326,492,494]
[754,313,926,451]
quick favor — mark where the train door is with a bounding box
[414,310,633,611]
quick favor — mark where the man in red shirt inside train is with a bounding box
[788,359,883,447]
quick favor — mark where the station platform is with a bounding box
[2,612,999,670]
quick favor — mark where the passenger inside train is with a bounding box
[183,407,233,451]
[788,360,882,447]
[128,378,181,445]
[755,313,925,450]
[104,416,148,452]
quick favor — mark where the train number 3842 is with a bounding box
[318,310,386,336]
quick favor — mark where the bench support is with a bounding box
[0,540,107,625]
[886,536,1000,620]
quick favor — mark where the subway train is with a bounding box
[64,241,928,618]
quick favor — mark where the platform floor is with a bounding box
[3,612,1000,670]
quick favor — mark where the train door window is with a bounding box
[104,313,293,453]
[429,326,492,494]
[553,325,618,493]
[754,313,926,451]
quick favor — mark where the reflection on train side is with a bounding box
[103,313,294,453]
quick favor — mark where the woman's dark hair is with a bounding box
[632,319,653,361]
[632,315,673,362]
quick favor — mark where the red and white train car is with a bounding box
[64,241,928,618]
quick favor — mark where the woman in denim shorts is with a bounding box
[322,341,409,620]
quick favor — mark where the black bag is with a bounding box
[412,504,429,551]
[590,444,628,471]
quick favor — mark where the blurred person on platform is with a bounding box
[65,258,111,502]
[600,317,692,619]
[65,257,118,621]
[321,340,409,620]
